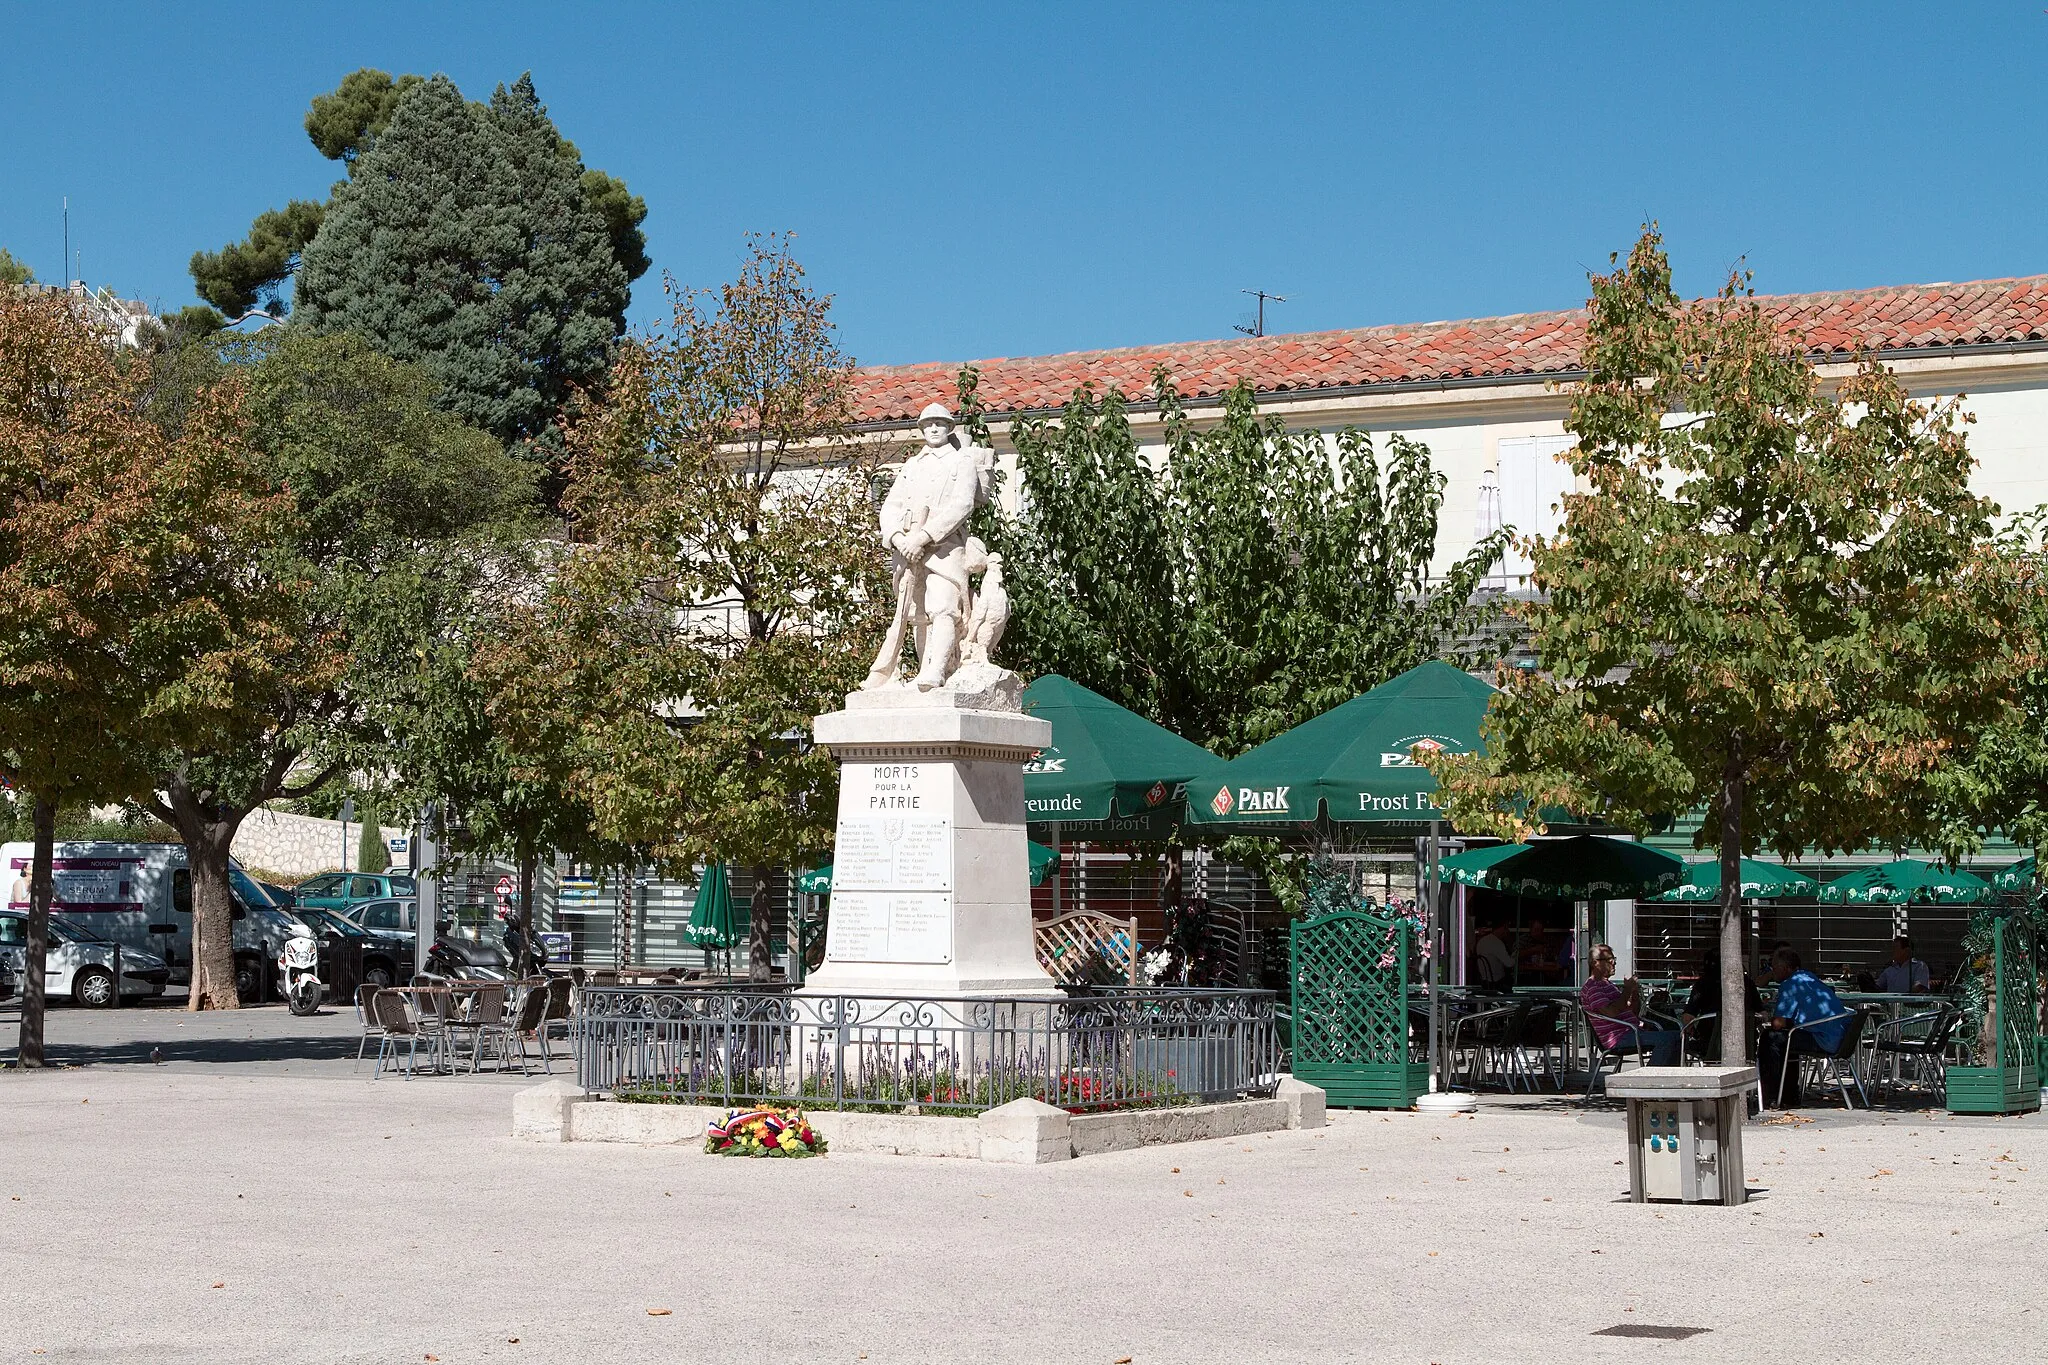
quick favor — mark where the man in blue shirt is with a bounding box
[1758,946,1850,1106]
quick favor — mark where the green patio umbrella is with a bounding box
[1439,836,1687,900]
[800,843,1061,893]
[1020,675,1226,824]
[1816,859,1991,906]
[1992,856,2037,894]
[683,863,739,949]
[1648,858,1818,903]
[1183,661,1495,827]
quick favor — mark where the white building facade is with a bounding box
[850,277,2048,583]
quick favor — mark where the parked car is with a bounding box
[292,871,417,915]
[0,949,14,1002]
[340,897,419,941]
[0,908,171,1006]
[293,906,414,989]
[0,841,283,997]
[259,880,297,908]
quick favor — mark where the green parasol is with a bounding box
[1183,661,1495,827]
[683,863,739,948]
[801,843,1061,893]
[1992,856,2037,894]
[1816,859,1990,906]
[1648,858,1818,903]
[1439,836,1686,900]
[1020,675,1225,824]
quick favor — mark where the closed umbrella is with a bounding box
[1649,858,1817,903]
[1439,836,1687,901]
[684,863,739,972]
[1816,859,1990,906]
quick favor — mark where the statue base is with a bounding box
[803,676,1059,999]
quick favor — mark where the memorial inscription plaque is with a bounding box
[827,763,955,964]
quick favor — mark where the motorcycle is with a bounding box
[280,933,324,1016]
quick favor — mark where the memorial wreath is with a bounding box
[704,1107,827,1157]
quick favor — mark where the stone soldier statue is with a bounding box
[864,402,995,690]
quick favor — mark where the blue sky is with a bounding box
[3,3,2043,366]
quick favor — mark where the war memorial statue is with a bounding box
[863,402,1009,692]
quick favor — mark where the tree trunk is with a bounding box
[748,864,774,983]
[184,820,242,1011]
[517,839,537,977]
[14,795,58,1068]
[1718,753,1748,1064]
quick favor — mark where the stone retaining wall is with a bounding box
[514,1078,1326,1163]
[231,807,404,881]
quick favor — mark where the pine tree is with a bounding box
[294,75,628,453]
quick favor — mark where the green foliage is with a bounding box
[355,804,389,874]
[137,330,538,999]
[1421,226,2024,1060]
[303,68,425,161]
[1427,226,2020,854]
[482,238,887,976]
[294,74,629,454]
[0,288,282,1024]
[0,802,177,845]
[188,200,325,318]
[987,372,1506,756]
[192,67,648,342]
[0,248,32,286]
[578,167,651,285]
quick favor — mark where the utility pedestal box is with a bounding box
[1606,1066,1756,1205]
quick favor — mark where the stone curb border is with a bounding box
[514,1077,1326,1164]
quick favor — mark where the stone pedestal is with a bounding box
[803,680,1059,998]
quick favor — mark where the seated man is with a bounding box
[1874,936,1932,994]
[1580,944,1682,1067]
[1757,946,1850,1106]
[1474,921,1515,988]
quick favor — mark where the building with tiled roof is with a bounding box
[853,275,2048,580]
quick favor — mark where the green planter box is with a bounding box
[1294,1061,1428,1110]
[1945,1064,2042,1116]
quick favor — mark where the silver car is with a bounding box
[0,909,171,1006]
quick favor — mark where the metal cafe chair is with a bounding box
[1778,1010,1870,1109]
[1581,1011,1653,1101]
[1869,1005,1959,1103]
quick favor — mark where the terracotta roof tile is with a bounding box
[850,275,2048,424]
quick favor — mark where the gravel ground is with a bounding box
[2,1002,2044,1364]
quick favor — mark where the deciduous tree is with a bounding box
[483,237,889,980]
[982,371,1505,755]
[0,289,276,1053]
[140,330,535,1007]
[1423,227,2023,1063]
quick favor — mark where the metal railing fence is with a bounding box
[572,985,1280,1114]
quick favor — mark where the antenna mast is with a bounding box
[1234,288,1289,338]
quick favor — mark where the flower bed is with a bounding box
[617,1068,1197,1117]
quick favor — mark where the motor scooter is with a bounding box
[423,933,514,983]
[280,933,323,1015]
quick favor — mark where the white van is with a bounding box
[0,842,306,1001]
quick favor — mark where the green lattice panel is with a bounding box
[1290,909,1420,1108]
[1948,914,2042,1116]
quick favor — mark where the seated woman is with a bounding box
[1581,944,1682,1066]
